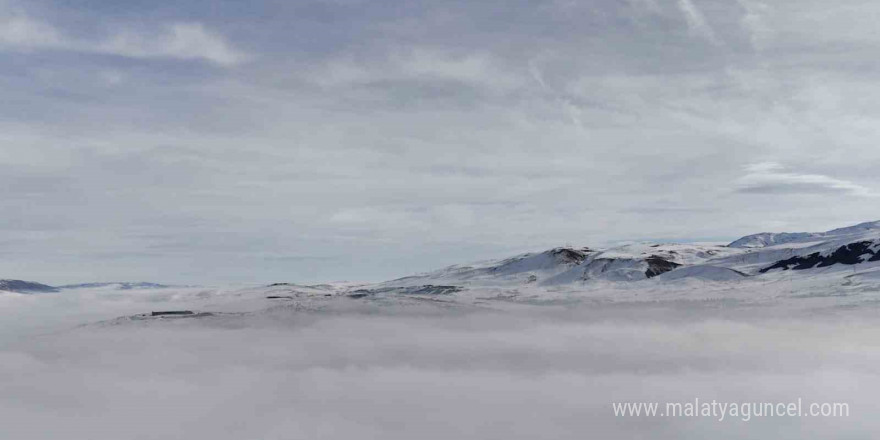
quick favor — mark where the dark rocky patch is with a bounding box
[760,241,878,273]
[348,285,464,298]
[0,279,59,293]
[409,285,464,295]
[550,248,591,264]
[127,311,214,321]
[761,253,824,272]
[266,295,294,299]
[151,310,194,316]
[644,256,681,278]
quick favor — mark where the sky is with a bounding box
[2,0,880,284]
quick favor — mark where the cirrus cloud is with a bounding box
[0,7,244,66]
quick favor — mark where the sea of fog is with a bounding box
[1,288,878,439]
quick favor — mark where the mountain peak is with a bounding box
[729,220,880,248]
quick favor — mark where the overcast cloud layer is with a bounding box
[3,0,880,284]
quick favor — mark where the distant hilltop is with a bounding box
[58,282,173,290]
[0,279,59,293]
[0,280,174,294]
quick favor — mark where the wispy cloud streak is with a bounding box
[0,10,244,65]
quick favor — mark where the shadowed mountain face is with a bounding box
[759,241,880,273]
[0,280,59,293]
[547,248,592,265]
[644,256,682,278]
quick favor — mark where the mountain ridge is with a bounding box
[370,220,880,290]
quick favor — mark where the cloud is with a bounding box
[676,0,720,44]
[736,162,874,196]
[0,14,63,48]
[98,23,245,66]
[625,0,662,14]
[736,0,771,50]
[309,49,521,91]
[0,9,243,66]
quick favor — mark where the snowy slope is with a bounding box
[729,221,880,248]
[334,220,880,304]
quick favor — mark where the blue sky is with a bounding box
[2,0,880,284]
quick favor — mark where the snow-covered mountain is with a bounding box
[6,221,880,311]
[344,220,880,297]
[729,220,880,248]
